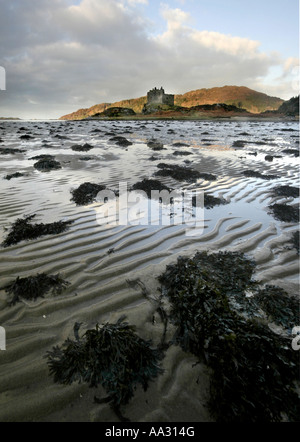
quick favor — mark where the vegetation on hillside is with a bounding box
[277,96,299,116]
[60,86,284,119]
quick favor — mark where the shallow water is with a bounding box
[0,119,299,422]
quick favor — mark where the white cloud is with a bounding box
[284,57,299,73]
[0,1,296,118]
[126,0,148,4]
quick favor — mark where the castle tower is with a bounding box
[147,87,174,106]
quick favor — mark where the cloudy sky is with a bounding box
[0,0,299,119]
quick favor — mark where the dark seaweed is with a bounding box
[172,142,190,147]
[19,134,34,140]
[34,158,62,171]
[272,185,299,199]
[290,231,299,255]
[79,156,93,161]
[46,318,163,414]
[268,203,299,223]
[255,285,299,328]
[29,154,54,161]
[173,150,192,156]
[282,149,299,157]
[0,147,25,155]
[147,140,165,151]
[158,251,300,422]
[4,172,24,180]
[71,143,94,152]
[243,170,279,180]
[265,155,273,162]
[2,273,70,306]
[203,194,228,209]
[70,182,106,205]
[110,136,132,147]
[2,214,73,247]
[131,179,172,199]
[155,163,216,182]
[233,140,247,148]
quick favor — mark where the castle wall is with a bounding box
[163,94,174,106]
[147,88,174,106]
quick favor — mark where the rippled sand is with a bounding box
[0,119,299,422]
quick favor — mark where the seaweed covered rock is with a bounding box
[46,317,163,417]
[29,154,54,161]
[271,185,299,199]
[282,149,299,157]
[2,273,70,306]
[0,147,25,155]
[158,251,300,422]
[268,203,299,223]
[155,163,216,182]
[173,150,192,156]
[20,134,34,140]
[131,179,172,199]
[290,231,299,255]
[34,158,62,172]
[204,194,228,209]
[243,170,278,180]
[71,143,94,152]
[255,285,300,328]
[2,214,73,247]
[70,182,106,205]
[93,107,136,118]
[147,140,165,151]
[192,194,228,209]
[109,136,133,147]
[4,172,24,180]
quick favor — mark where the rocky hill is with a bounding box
[175,86,284,114]
[60,86,284,120]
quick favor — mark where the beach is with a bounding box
[0,118,299,422]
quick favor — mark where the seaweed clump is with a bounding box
[109,136,133,147]
[71,143,94,152]
[255,285,300,328]
[192,194,228,209]
[290,231,299,255]
[282,149,299,157]
[0,147,25,155]
[34,158,62,172]
[271,185,299,199]
[158,251,300,422]
[131,179,172,199]
[2,214,73,247]
[46,317,163,420]
[70,182,106,205]
[147,140,165,151]
[155,163,216,182]
[2,273,70,306]
[268,203,299,223]
[4,172,24,180]
[30,154,54,161]
[243,170,278,180]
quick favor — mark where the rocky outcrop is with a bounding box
[90,107,136,118]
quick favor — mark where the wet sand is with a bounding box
[0,119,299,422]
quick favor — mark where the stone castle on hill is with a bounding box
[147,87,174,106]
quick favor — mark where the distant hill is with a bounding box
[60,86,284,120]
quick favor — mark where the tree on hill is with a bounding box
[278,96,299,116]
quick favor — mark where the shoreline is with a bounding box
[66,115,298,122]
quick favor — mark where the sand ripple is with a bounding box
[0,119,298,421]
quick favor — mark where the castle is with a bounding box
[147,87,174,106]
